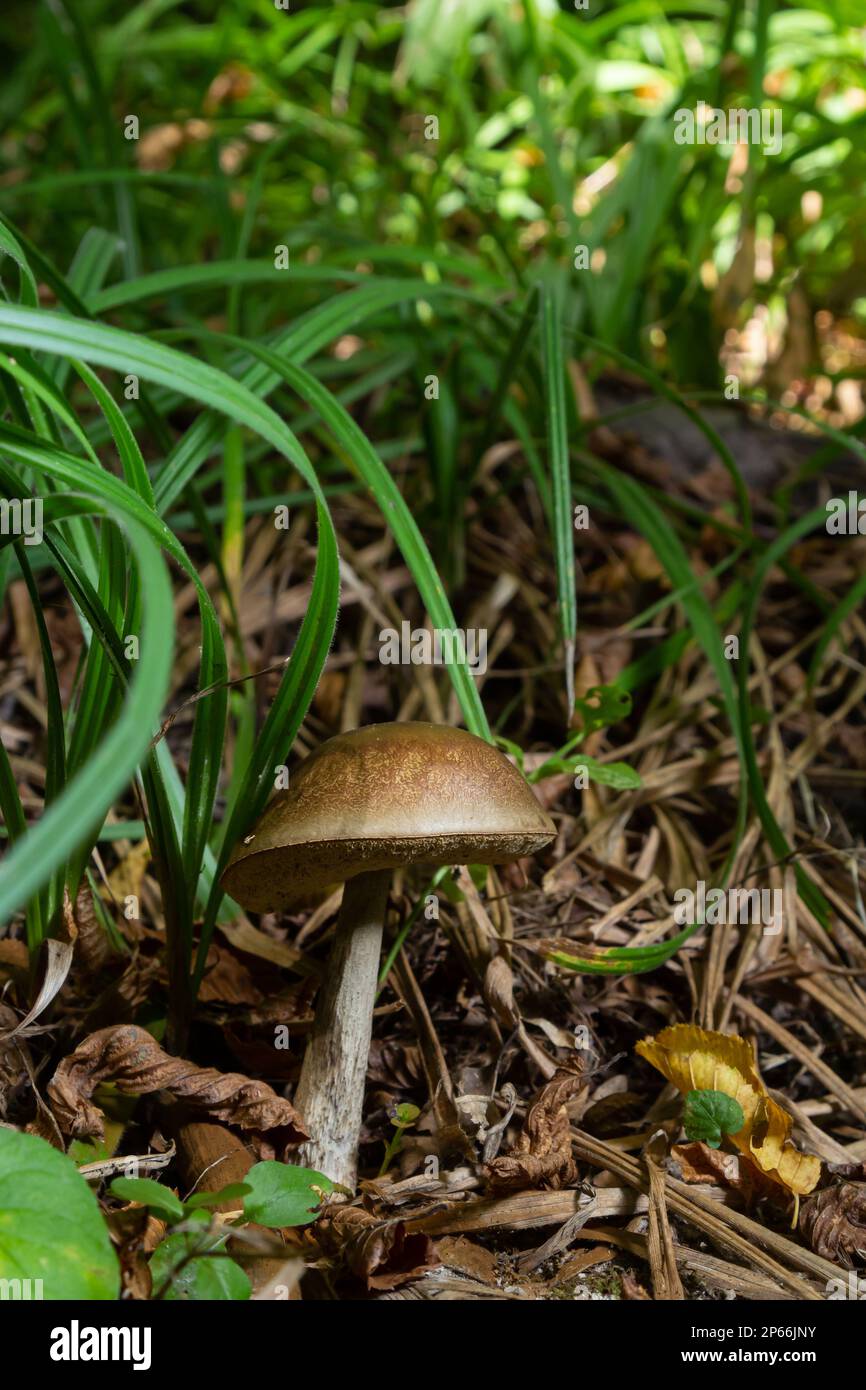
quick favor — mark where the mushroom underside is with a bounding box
[223,830,553,913]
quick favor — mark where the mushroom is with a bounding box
[221,721,555,1190]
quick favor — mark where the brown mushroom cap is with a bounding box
[221,721,556,913]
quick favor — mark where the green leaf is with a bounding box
[492,735,526,774]
[683,1089,745,1149]
[546,922,701,976]
[109,1176,185,1224]
[577,756,641,790]
[185,1184,252,1211]
[438,874,465,905]
[0,1129,119,1299]
[0,216,39,306]
[529,687,639,786]
[242,1161,333,1228]
[392,1103,421,1128]
[150,1218,250,1301]
[573,684,632,737]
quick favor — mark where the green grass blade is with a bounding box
[540,284,577,715]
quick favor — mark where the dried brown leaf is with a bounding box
[436,1235,500,1285]
[105,1204,161,1301]
[1,938,72,1041]
[672,1140,767,1200]
[483,954,518,1029]
[552,1245,615,1286]
[317,1204,439,1290]
[197,943,266,1007]
[485,1068,581,1192]
[63,882,117,974]
[799,1181,866,1269]
[47,1024,308,1149]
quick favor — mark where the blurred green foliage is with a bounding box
[1,1,864,382]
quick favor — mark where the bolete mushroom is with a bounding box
[221,721,555,1190]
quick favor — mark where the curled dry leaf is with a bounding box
[316,1204,438,1290]
[63,882,118,974]
[799,1180,866,1269]
[483,953,518,1029]
[47,1024,308,1150]
[1,938,73,1042]
[105,1203,163,1301]
[673,1140,743,1188]
[485,1068,581,1192]
[636,1024,821,1200]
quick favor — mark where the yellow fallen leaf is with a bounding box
[636,1023,821,1200]
[105,836,151,909]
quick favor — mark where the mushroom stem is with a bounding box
[294,868,391,1191]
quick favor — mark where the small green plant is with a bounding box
[682,1089,746,1150]
[378,1103,421,1177]
[498,683,642,792]
[111,1161,333,1300]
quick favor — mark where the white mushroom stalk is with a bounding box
[294,870,390,1189]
